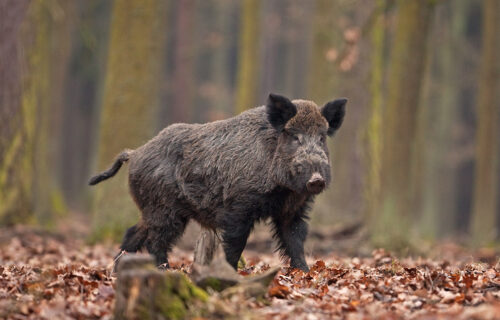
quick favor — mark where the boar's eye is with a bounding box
[320,135,326,144]
[291,134,303,145]
[286,131,301,145]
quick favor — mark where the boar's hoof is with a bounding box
[300,266,310,273]
[290,262,310,272]
[157,262,170,270]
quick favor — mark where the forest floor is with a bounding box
[0,225,499,319]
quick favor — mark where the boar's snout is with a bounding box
[306,172,326,194]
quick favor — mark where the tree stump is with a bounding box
[191,248,280,297]
[114,254,208,320]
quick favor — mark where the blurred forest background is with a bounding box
[1,0,499,253]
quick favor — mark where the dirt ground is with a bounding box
[0,224,499,319]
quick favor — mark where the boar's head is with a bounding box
[267,93,346,195]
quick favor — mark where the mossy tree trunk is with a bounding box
[210,0,237,117]
[46,0,76,208]
[31,0,74,225]
[364,0,386,229]
[283,2,312,99]
[20,1,51,224]
[307,0,347,226]
[60,0,111,210]
[470,0,499,246]
[307,0,340,104]
[0,0,31,224]
[307,0,339,222]
[418,0,468,239]
[372,0,435,248]
[0,0,69,226]
[235,0,260,114]
[91,0,167,241]
[171,0,194,123]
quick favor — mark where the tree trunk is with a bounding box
[307,0,340,103]
[114,254,208,320]
[418,0,469,239]
[372,0,435,248]
[235,0,260,113]
[171,0,194,123]
[210,0,236,117]
[60,0,111,211]
[364,0,386,229]
[91,0,167,241]
[307,0,348,227]
[32,0,74,226]
[470,0,499,246]
[0,0,69,226]
[307,0,338,225]
[0,0,31,224]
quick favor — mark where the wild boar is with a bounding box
[89,93,347,271]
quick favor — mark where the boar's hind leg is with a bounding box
[144,215,189,268]
[120,224,148,252]
[113,224,148,271]
[221,216,253,270]
[273,216,309,272]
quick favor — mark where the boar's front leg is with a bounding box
[273,216,309,272]
[220,214,253,270]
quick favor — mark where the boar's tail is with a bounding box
[88,149,132,186]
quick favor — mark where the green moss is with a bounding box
[171,273,191,300]
[158,272,209,319]
[189,284,209,302]
[201,277,222,292]
[157,294,186,320]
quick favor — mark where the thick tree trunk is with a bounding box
[0,0,69,226]
[235,0,260,113]
[31,0,73,225]
[91,0,167,241]
[418,0,469,239]
[372,0,435,248]
[307,0,343,226]
[210,0,236,117]
[171,0,194,123]
[364,0,386,228]
[0,0,31,224]
[60,0,111,210]
[470,0,499,246]
[307,0,340,103]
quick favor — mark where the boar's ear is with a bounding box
[321,98,347,136]
[266,93,297,131]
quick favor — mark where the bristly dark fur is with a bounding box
[90,93,347,272]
